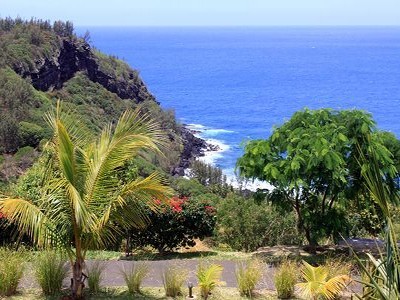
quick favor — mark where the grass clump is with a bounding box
[35,250,68,296]
[235,260,263,297]
[162,265,188,297]
[122,262,149,294]
[197,262,224,300]
[0,248,25,296]
[87,261,106,293]
[273,260,297,299]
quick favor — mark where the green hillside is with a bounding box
[0,18,191,186]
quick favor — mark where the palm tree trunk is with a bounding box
[71,258,85,299]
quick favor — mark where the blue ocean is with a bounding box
[80,27,400,176]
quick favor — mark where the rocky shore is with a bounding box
[173,125,221,176]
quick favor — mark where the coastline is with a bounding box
[181,124,274,192]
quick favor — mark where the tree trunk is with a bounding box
[71,258,85,299]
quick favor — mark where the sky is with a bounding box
[1,0,400,27]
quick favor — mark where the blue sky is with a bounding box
[1,0,399,26]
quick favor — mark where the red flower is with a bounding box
[205,205,215,214]
[154,199,162,206]
[169,196,187,213]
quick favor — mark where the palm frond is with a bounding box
[0,198,56,246]
[86,172,172,249]
[354,137,400,299]
[197,263,224,297]
[84,108,167,210]
[296,261,350,300]
[323,275,351,299]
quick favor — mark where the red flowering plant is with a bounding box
[129,196,216,253]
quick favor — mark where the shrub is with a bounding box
[235,260,263,297]
[215,194,301,252]
[14,145,35,160]
[162,265,187,297]
[274,260,297,299]
[171,177,207,197]
[122,262,149,294]
[35,251,69,296]
[18,121,45,148]
[325,257,352,279]
[197,263,224,300]
[0,248,25,296]
[129,196,216,253]
[87,261,106,293]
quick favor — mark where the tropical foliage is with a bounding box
[237,109,399,244]
[197,263,224,300]
[353,137,400,299]
[215,194,300,251]
[129,195,216,252]
[296,260,351,300]
[0,103,171,298]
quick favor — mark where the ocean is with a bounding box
[79,26,400,178]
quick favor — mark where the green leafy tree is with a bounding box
[0,103,171,299]
[237,109,397,245]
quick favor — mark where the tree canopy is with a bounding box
[237,109,399,245]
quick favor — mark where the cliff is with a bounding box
[11,39,155,103]
[0,18,205,182]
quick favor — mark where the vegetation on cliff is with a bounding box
[0,17,193,186]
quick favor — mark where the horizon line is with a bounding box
[76,24,400,28]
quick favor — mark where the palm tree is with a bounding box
[296,260,350,300]
[352,140,400,299]
[0,102,172,299]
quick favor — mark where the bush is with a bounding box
[274,260,297,299]
[122,262,149,294]
[171,177,207,197]
[129,196,216,253]
[215,194,301,252]
[14,145,35,160]
[0,248,25,296]
[87,261,106,293]
[162,265,187,297]
[235,260,263,297]
[35,251,69,296]
[18,121,45,148]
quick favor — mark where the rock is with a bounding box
[12,38,155,103]
[171,126,208,176]
[207,144,220,151]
